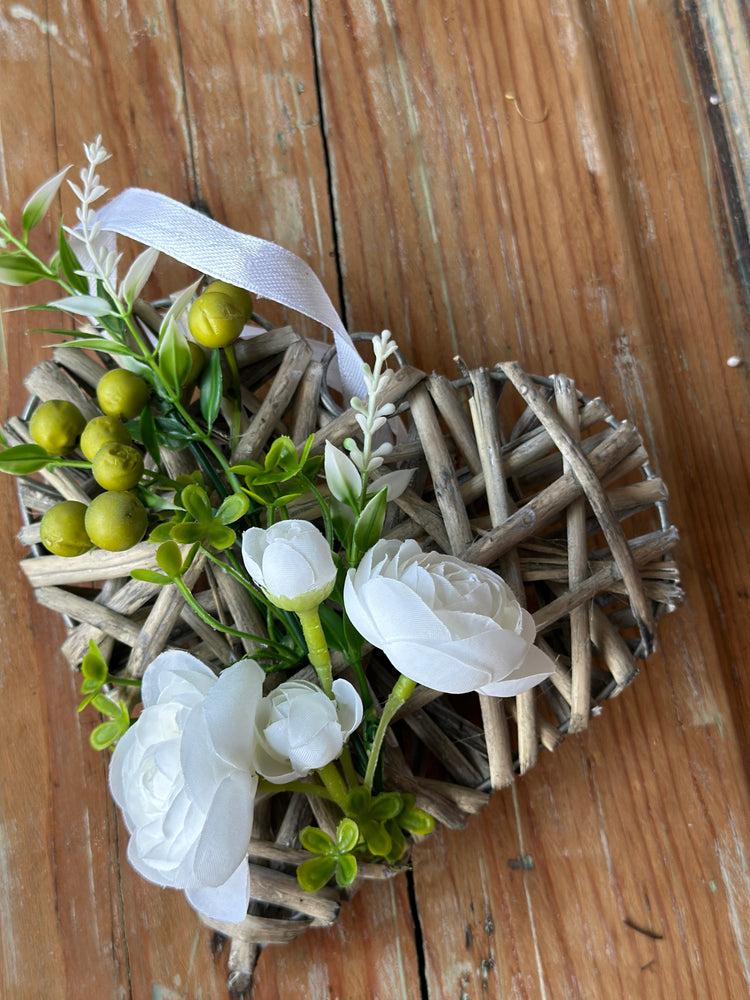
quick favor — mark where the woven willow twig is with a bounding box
[468,368,528,780]
[554,374,592,731]
[499,362,656,651]
[10,330,681,985]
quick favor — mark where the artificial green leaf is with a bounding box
[77,691,99,713]
[130,568,170,585]
[90,692,120,717]
[158,319,193,394]
[229,461,263,478]
[241,485,276,508]
[89,720,124,751]
[96,308,128,341]
[371,467,415,502]
[336,853,358,887]
[303,455,324,478]
[399,807,436,837]
[384,820,407,863]
[0,443,51,475]
[361,819,392,857]
[149,521,176,543]
[81,639,108,685]
[181,484,212,523]
[57,224,88,294]
[134,488,181,513]
[215,492,250,525]
[139,404,161,467]
[56,336,135,355]
[0,252,47,286]
[319,603,347,654]
[342,611,364,661]
[175,471,206,491]
[353,487,387,553]
[276,486,308,504]
[169,522,206,544]
[296,855,337,893]
[153,416,195,449]
[156,278,201,352]
[325,440,362,507]
[298,433,315,467]
[199,346,223,430]
[251,468,291,486]
[345,785,372,818]
[156,540,183,578]
[336,818,360,855]
[50,294,115,317]
[22,164,70,236]
[369,792,403,822]
[331,497,355,549]
[343,789,403,856]
[299,825,335,855]
[206,523,235,550]
[118,246,160,307]
[265,436,298,474]
[89,701,129,751]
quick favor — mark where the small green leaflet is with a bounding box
[21,164,71,237]
[0,443,50,475]
[0,253,47,286]
[199,347,223,430]
[139,405,161,467]
[47,294,114,317]
[57,225,89,295]
[158,320,193,393]
[353,487,387,552]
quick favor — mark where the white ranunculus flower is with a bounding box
[242,519,337,612]
[254,678,363,783]
[343,539,555,696]
[108,650,264,923]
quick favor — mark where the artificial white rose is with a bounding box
[254,678,363,783]
[242,519,337,612]
[343,539,555,696]
[109,650,264,923]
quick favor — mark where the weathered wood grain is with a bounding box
[1,4,230,997]
[1,0,750,998]
[0,4,421,998]
[176,0,341,340]
[312,0,750,997]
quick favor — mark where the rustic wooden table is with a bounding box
[2,3,749,998]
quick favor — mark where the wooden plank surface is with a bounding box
[1,2,749,998]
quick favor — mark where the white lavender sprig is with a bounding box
[64,136,121,294]
[344,330,398,477]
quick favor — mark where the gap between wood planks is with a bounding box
[308,0,350,333]
[141,3,423,993]
[171,0,202,214]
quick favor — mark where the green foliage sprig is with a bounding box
[1,141,436,901]
[77,640,138,750]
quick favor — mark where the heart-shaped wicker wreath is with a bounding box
[11,327,680,990]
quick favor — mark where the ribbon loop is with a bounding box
[94,188,365,396]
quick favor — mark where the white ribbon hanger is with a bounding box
[95,188,366,398]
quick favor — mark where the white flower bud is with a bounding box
[242,519,337,612]
[254,679,363,782]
